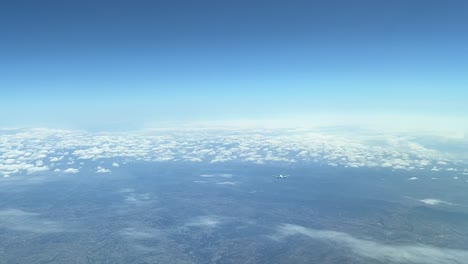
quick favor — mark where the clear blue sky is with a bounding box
[1,0,467,129]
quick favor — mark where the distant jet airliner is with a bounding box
[275,174,289,179]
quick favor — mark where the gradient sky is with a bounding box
[1,0,467,130]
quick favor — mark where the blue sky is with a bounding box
[1,0,467,130]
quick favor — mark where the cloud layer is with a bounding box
[0,127,466,178]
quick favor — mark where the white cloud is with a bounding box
[418,199,452,206]
[112,162,120,167]
[199,174,216,178]
[117,188,154,208]
[63,168,79,174]
[274,223,468,264]
[185,215,221,228]
[119,188,135,193]
[26,166,49,174]
[0,209,64,233]
[193,180,208,184]
[200,173,233,178]
[216,181,237,185]
[124,193,152,206]
[408,177,419,181]
[118,223,192,260]
[49,156,64,162]
[96,166,111,173]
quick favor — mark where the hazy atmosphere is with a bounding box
[1,1,467,263]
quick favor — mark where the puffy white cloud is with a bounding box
[274,223,468,264]
[96,166,111,173]
[63,168,79,174]
[408,177,419,180]
[49,156,64,162]
[112,162,120,167]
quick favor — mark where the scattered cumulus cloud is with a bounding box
[96,166,111,173]
[49,156,64,162]
[63,168,79,174]
[0,128,466,178]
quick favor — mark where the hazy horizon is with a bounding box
[1,1,467,263]
[1,0,467,131]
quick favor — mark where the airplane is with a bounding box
[275,174,290,179]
